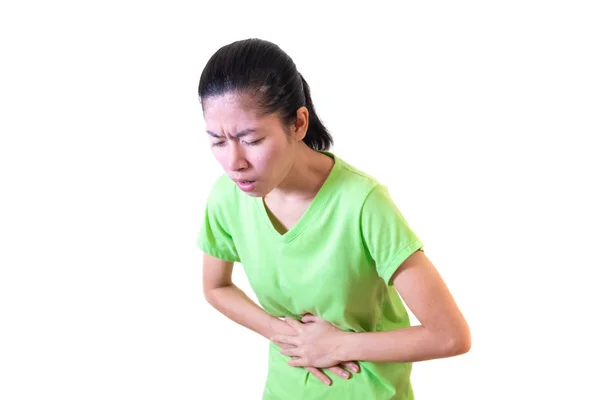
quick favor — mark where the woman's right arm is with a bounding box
[202,252,283,338]
[202,253,358,385]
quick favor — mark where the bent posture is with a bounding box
[197,38,470,399]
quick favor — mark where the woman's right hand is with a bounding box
[307,362,360,385]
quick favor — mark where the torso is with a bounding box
[199,151,421,399]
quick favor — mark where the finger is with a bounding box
[301,314,319,323]
[288,358,305,367]
[284,317,305,332]
[270,335,300,346]
[326,366,351,379]
[305,367,331,386]
[341,361,360,373]
[280,347,300,357]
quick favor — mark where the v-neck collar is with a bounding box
[254,151,341,243]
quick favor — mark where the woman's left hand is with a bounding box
[270,314,350,368]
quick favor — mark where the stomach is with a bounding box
[262,342,414,400]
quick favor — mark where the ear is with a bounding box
[291,106,309,141]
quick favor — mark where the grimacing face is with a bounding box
[202,93,307,197]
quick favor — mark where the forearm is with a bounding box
[204,284,294,339]
[337,325,471,363]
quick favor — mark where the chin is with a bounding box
[240,185,265,197]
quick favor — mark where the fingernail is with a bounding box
[351,366,359,372]
[342,372,349,378]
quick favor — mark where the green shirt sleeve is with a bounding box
[360,184,424,285]
[196,176,240,262]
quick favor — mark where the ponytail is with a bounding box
[299,74,333,151]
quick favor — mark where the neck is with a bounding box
[268,144,334,202]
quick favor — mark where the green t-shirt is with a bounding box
[198,151,424,399]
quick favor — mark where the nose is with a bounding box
[227,143,248,172]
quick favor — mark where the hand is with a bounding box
[271,314,352,369]
[272,318,360,385]
[279,341,359,385]
[306,364,359,386]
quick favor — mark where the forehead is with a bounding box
[203,92,248,114]
[203,93,260,127]
[202,93,285,137]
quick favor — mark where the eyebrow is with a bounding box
[206,129,257,138]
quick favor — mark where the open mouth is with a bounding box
[236,180,257,191]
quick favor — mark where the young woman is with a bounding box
[197,38,471,399]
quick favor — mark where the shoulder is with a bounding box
[329,153,405,219]
[205,174,239,211]
[208,174,236,197]
[331,153,384,200]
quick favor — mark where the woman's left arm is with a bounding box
[336,250,471,363]
[273,250,471,366]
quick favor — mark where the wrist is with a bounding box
[266,316,295,339]
[334,330,357,361]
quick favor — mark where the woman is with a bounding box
[197,38,471,399]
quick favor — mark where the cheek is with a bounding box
[253,148,275,166]
[253,141,289,170]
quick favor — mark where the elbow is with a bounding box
[450,333,471,356]
[203,289,213,304]
[203,284,232,308]
[203,286,219,306]
[442,326,471,357]
[202,285,212,302]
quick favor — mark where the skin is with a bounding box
[202,91,471,383]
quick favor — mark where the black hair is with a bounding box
[198,38,333,151]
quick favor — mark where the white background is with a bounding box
[1,1,599,399]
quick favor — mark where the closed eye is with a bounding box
[243,138,264,146]
[210,138,263,147]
